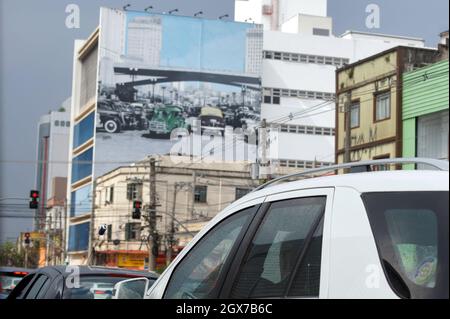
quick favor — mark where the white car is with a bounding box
[146,158,449,299]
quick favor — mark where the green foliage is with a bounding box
[0,242,39,268]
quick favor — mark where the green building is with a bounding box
[403,59,449,167]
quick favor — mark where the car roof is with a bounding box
[38,266,158,279]
[0,267,35,274]
[228,170,449,210]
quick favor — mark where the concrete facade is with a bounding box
[92,156,258,270]
[335,47,439,166]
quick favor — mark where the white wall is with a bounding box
[279,0,327,23]
[260,28,426,167]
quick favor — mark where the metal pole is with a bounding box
[87,181,97,266]
[45,215,51,266]
[191,171,196,219]
[148,157,157,272]
[344,91,352,166]
[166,183,177,266]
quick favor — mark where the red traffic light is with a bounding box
[30,190,39,199]
[133,201,142,209]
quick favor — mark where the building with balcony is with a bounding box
[91,156,257,270]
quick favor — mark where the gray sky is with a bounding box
[0,0,448,243]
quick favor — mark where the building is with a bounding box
[66,29,99,265]
[245,25,264,75]
[35,104,71,231]
[45,177,68,266]
[65,3,428,265]
[126,16,162,65]
[235,0,328,31]
[257,25,425,177]
[403,59,449,167]
[335,46,439,165]
[91,156,257,271]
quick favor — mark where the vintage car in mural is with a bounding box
[96,100,128,133]
[148,105,190,138]
[199,106,226,136]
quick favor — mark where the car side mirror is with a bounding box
[112,278,150,299]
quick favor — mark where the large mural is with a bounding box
[95,8,263,177]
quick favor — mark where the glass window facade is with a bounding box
[73,112,95,149]
[70,184,93,217]
[68,222,90,252]
[71,148,93,184]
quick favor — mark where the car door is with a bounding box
[221,188,334,299]
[146,196,266,299]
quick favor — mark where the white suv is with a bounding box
[146,159,449,299]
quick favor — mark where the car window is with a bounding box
[230,197,326,298]
[25,275,49,299]
[6,273,35,299]
[164,206,256,299]
[63,275,149,299]
[362,191,449,299]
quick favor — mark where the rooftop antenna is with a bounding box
[219,14,229,20]
[144,6,153,12]
[168,9,179,14]
[123,4,131,11]
[194,11,203,17]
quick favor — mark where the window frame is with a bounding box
[162,205,261,299]
[220,188,334,299]
[374,90,391,123]
[350,101,361,129]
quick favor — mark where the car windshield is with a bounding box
[63,275,154,299]
[362,191,449,299]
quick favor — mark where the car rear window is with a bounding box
[63,275,155,299]
[362,191,449,299]
[0,274,24,296]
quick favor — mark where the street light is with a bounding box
[219,14,229,20]
[194,11,203,17]
[123,4,131,11]
[144,6,153,12]
[168,9,179,14]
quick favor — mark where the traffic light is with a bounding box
[24,232,31,245]
[132,200,142,219]
[29,190,39,209]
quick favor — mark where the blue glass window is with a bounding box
[68,222,90,252]
[73,112,95,149]
[70,184,93,217]
[71,148,93,184]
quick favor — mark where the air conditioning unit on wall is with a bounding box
[262,5,273,15]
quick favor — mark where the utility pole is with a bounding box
[166,183,178,266]
[62,198,68,264]
[259,119,268,180]
[87,181,97,266]
[343,91,352,167]
[190,171,196,219]
[45,214,51,266]
[148,157,158,272]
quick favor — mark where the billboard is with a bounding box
[95,8,263,177]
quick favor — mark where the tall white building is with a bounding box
[34,101,71,230]
[126,16,162,66]
[235,0,426,176]
[246,25,264,75]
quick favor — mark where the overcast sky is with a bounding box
[0,0,448,242]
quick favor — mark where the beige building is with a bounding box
[91,156,258,271]
[335,46,438,165]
